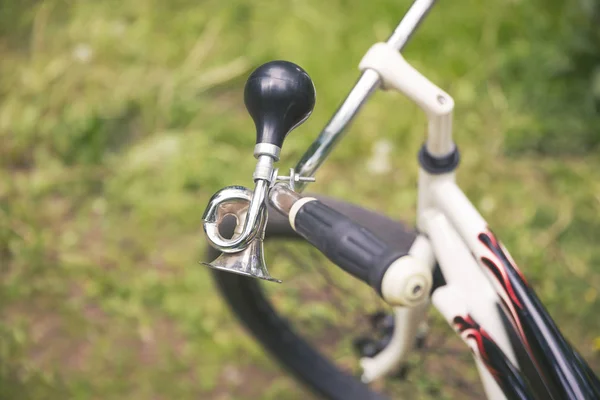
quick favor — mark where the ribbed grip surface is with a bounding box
[294,200,407,295]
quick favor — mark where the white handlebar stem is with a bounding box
[359,42,455,157]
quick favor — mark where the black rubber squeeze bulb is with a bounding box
[244,61,316,156]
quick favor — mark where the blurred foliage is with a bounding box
[499,0,600,155]
[567,0,600,97]
[0,0,599,399]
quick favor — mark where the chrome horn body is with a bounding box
[203,183,267,254]
[202,185,281,283]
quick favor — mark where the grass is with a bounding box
[1,0,599,399]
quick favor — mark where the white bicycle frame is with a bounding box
[355,42,517,400]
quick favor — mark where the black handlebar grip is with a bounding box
[292,200,407,295]
[244,61,316,149]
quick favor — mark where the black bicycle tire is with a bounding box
[208,194,417,400]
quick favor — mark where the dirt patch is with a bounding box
[207,361,312,400]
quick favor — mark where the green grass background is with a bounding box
[1,0,599,398]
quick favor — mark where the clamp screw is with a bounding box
[274,168,316,190]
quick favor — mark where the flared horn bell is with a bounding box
[202,237,281,283]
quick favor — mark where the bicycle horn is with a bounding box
[202,61,316,282]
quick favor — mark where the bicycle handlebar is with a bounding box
[269,184,410,296]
